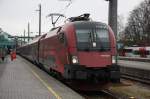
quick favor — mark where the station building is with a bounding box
[0,28,15,54]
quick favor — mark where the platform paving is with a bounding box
[0,56,83,99]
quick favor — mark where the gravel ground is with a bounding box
[109,79,150,99]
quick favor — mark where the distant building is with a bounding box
[0,28,15,50]
[0,28,2,33]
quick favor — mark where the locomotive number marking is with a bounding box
[100,55,110,57]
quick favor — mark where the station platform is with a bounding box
[0,56,83,99]
[119,56,150,63]
[118,60,150,70]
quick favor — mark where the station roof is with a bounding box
[0,29,15,47]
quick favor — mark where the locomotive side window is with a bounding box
[58,33,64,42]
[58,32,67,46]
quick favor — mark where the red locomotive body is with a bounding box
[18,15,120,82]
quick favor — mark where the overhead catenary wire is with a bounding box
[59,0,72,15]
[47,0,73,28]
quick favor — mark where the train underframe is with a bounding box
[63,64,120,83]
[20,54,120,83]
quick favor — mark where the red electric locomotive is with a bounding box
[18,14,120,82]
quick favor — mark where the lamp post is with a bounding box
[24,29,25,43]
[36,4,42,36]
[28,22,30,42]
[105,0,118,65]
[105,0,118,38]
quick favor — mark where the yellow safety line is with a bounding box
[30,69,62,99]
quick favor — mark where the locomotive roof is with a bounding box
[22,35,43,47]
[20,21,108,48]
[44,27,60,39]
[71,21,107,28]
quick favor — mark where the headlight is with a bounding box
[93,42,96,47]
[112,56,116,64]
[72,56,79,64]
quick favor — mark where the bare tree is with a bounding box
[117,15,125,41]
[123,0,150,46]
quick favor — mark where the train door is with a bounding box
[39,34,47,65]
[32,43,38,63]
[42,38,54,70]
[34,42,39,63]
[56,31,68,72]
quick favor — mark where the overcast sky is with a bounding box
[0,0,144,36]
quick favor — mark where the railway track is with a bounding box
[101,90,120,99]
[120,65,150,85]
[79,90,119,99]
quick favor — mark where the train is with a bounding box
[119,46,150,58]
[18,14,120,83]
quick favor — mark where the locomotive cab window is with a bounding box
[75,22,110,51]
